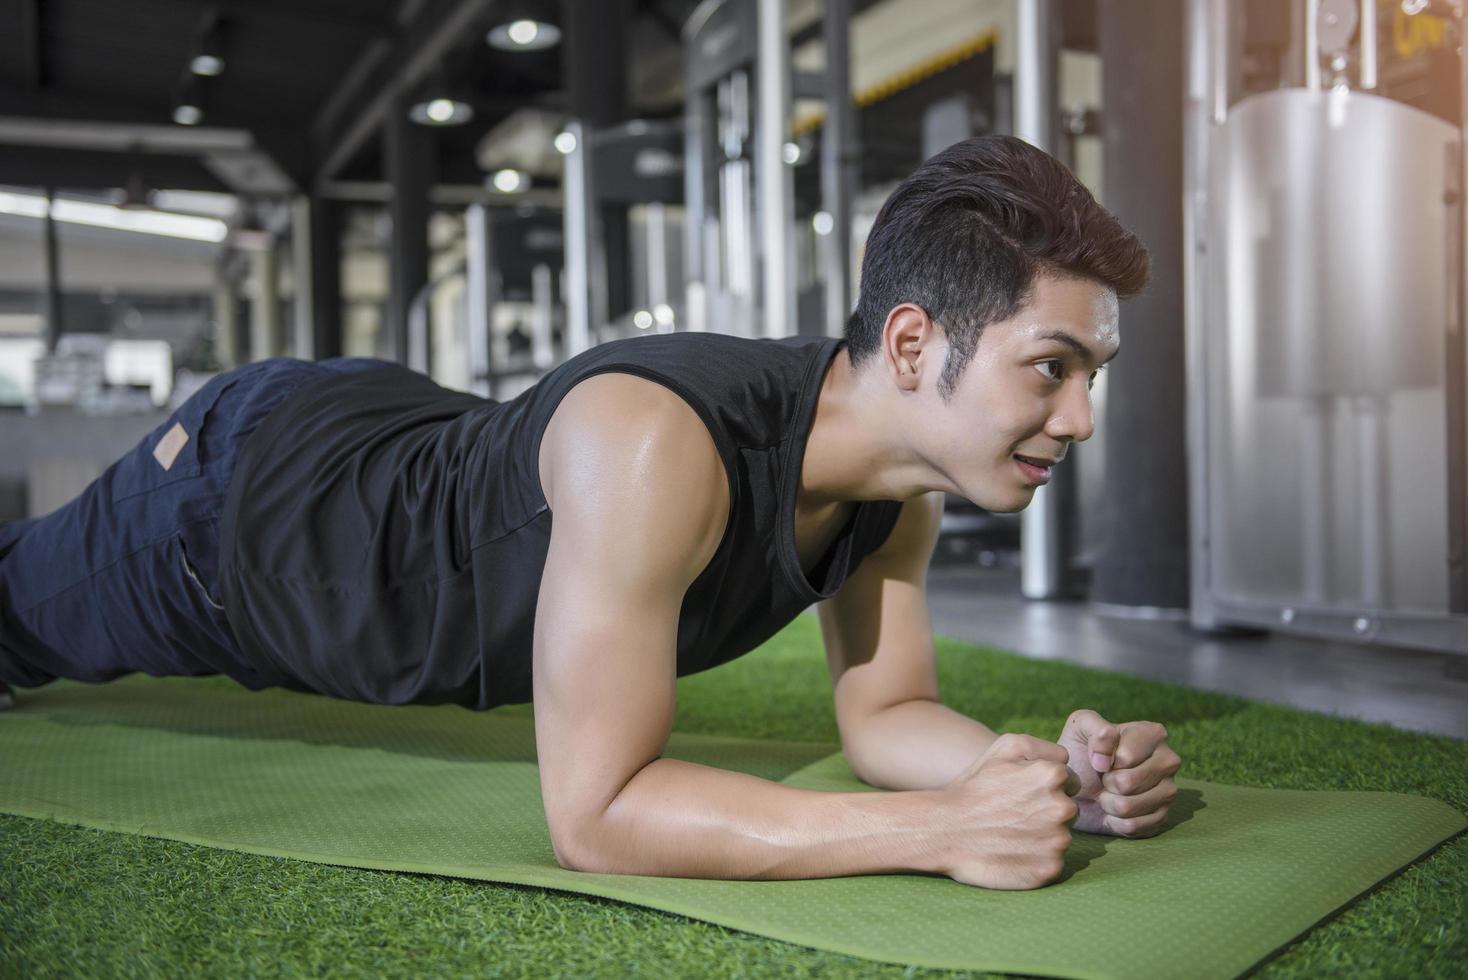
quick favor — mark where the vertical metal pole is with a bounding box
[721,72,756,335]
[531,263,555,370]
[562,119,596,356]
[1305,0,1322,92]
[822,0,854,339]
[1091,0,1190,614]
[213,279,238,370]
[1015,0,1059,152]
[1300,396,1334,602]
[465,203,493,398]
[249,244,281,361]
[1185,0,1219,627]
[684,84,710,333]
[1016,0,1065,600]
[756,0,794,339]
[42,186,62,354]
[291,195,314,360]
[1354,395,1392,607]
[407,283,430,374]
[385,89,433,365]
[1359,0,1377,90]
[307,194,343,360]
[646,201,669,315]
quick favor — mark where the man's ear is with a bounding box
[881,304,938,392]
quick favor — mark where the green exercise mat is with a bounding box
[0,674,1461,980]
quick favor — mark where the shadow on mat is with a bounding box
[19,676,838,782]
[1057,787,1207,883]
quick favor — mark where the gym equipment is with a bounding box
[1185,0,1468,654]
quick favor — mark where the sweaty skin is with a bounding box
[531,274,1180,889]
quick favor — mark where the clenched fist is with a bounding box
[938,733,1083,890]
[1057,708,1181,838]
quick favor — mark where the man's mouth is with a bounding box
[1014,454,1055,485]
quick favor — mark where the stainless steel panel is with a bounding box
[1208,88,1461,617]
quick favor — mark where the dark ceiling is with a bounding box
[0,0,1076,206]
[0,0,701,197]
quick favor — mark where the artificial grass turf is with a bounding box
[2,615,1465,979]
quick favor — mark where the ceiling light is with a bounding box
[490,169,525,193]
[633,310,654,330]
[652,303,675,326]
[782,141,802,165]
[553,130,577,154]
[0,190,227,242]
[409,97,474,126]
[811,211,834,236]
[487,18,561,51]
[190,19,227,76]
[173,76,206,126]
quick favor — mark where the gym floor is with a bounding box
[913,563,1468,740]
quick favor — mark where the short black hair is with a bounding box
[846,135,1150,401]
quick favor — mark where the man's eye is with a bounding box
[1036,361,1063,382]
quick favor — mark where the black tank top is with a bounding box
[218,333,903,709]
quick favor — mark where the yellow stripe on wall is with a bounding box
[792,30,999,138]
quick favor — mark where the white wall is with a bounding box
[0,213,218,294]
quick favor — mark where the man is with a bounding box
[0,135,1179,891]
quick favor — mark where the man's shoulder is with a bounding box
[540,373,731,509]
[540,373,732,586]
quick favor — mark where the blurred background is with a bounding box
[0,0,1463,733]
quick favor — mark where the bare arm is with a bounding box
[818,492,1000,790]
[532,376,950,880]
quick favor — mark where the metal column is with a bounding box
[42,186,62,354]
[563,0,631,326]
[291,196,314,360]
[821,0,855,339]
[384,89,433,365]
[249,244,282,361]
[1092,0,1190,614]
[465,203,493,397]
[294,194,342,361]
[1183,0,1218,627]
[213,280,239,370]
[756,0,794,339]
[561,119,599,357]
[1015,0,1071,601]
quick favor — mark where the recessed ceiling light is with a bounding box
[487,18,561,51]
[490,169,525,193]
[408,98,474,126]
[191,53,224,77]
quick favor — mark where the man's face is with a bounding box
[912,275,1120,512]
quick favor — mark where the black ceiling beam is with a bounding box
[0,83,173,126]
[641,0,684,44]
[0,83,305,171]
[311,0,498,184]
[0,145,228,193]
[143,0,395,37]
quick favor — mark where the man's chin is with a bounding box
[974,494,1032,515]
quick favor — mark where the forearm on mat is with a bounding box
[563,756,950,880]
[842,698,1000,792]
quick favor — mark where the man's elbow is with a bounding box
[547,811,604,873]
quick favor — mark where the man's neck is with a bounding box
[798,347,937,509]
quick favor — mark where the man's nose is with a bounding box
[1045,380,1096,443]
